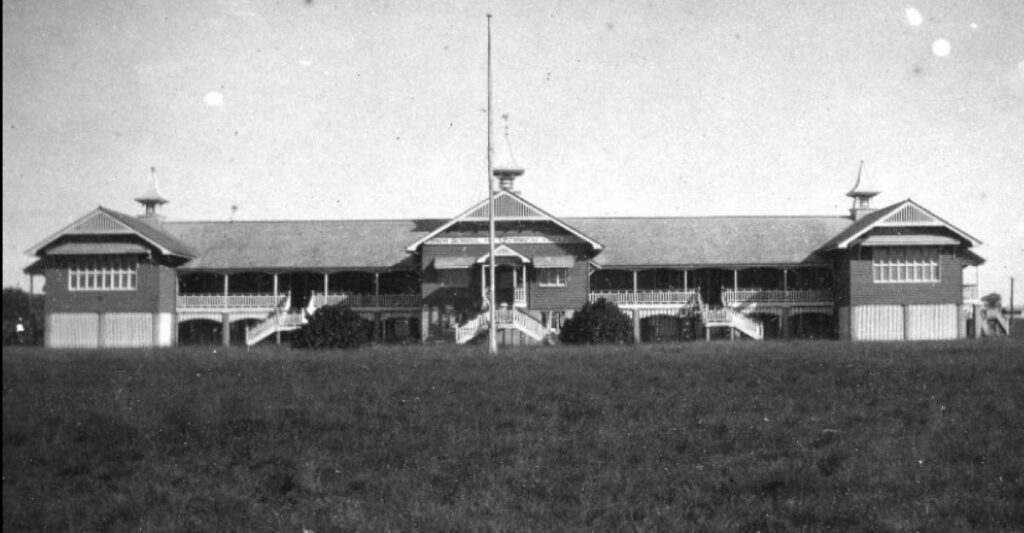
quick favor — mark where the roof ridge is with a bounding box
[165,214,851,224]
[164,218,448,224]
[564,215,852,220]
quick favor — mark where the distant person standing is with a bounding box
[14,318,26,345]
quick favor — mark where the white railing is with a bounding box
[589,290,697,305]
[495,308,547,341]
[177,292,287,309]
[963,284,979,302]
[730,311,764,340]
[721,288,832,305]
[703,307,731,324]
[245,311,306,346]
[511,309,547,341]
[310,292,421,308]
[455,313,488,344]
[514,286,527,307]
[700,305,764,339]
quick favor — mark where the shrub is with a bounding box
[559,298,633,344]
[293,304,372,349]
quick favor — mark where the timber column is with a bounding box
[221,313,231,347]
[632,310,641,343]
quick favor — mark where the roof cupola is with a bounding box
[493,113,524,193]
[847,160,879,221]
[135,166,168,222]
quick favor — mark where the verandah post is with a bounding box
[273,273,281,345]
[633,309,641,343]
[374,272,381,341]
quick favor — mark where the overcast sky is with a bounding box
[3,0,1022,300]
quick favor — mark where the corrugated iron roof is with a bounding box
[565,216,853,267]
[164,219,445,271]
[161,215,857,270]
[818,202,904,251]
[100,207,195,258]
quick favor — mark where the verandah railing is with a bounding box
[177,293,288,309]
[721,288,832,305]
[588,290,697,305]
[310,292,421,308]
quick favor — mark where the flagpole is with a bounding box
[487,14,498,355]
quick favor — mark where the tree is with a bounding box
[559,298,634,344]
[293,304,373,349]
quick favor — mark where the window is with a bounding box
[68,257,137,291]
[872,247,939,283]
[537,268,568,287]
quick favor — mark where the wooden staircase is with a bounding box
[982,307,1011,337]
[698,291,764,340]
[245,292,307,346]
[455,307,549,345]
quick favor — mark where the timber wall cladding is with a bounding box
[852,305,903,340]
[906,304,957,340]
[852,304,958,341]
[47,313,99,348]
[156,313,174,346]
[103,313,154,348]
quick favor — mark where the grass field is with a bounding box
[4,339,1023,532]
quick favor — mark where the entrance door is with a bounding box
[495,266,514,307]
[284,273,311,309]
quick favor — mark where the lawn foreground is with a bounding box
[3,339,1023,532]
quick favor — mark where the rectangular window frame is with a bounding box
[68,257,138,292]
[871,246,939,284]
[537,268,568,287]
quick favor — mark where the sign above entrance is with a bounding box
[427,235,580,246]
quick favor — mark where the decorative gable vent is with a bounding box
[69,212,131,234]
[880,204,937,225]
[465,193,546,220]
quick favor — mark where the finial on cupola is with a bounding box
[847,160,880,220]
[135,166,169,221]
[493,113,524,194]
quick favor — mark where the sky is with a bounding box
[3,0,1022,302]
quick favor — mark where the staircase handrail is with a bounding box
[510,308,547,341]
[730,310,764,340]
[455,313,488,344]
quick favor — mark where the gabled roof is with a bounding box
[164,219,445,271]
[567,216,853,268]
[26,206,194,258]
[405,191,603,252]
[476,244,531,263]
[821,199,982,250]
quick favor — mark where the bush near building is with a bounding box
[293,304,372,349]
[559,298,633,344]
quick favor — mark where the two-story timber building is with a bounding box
[25,163,990,348]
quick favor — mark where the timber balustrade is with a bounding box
[962,284,979,302]
[178,291,421,310]
[310,292,421,308]
[721,288,832,305]
[588,290,697,305]
[177,293,287,309]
